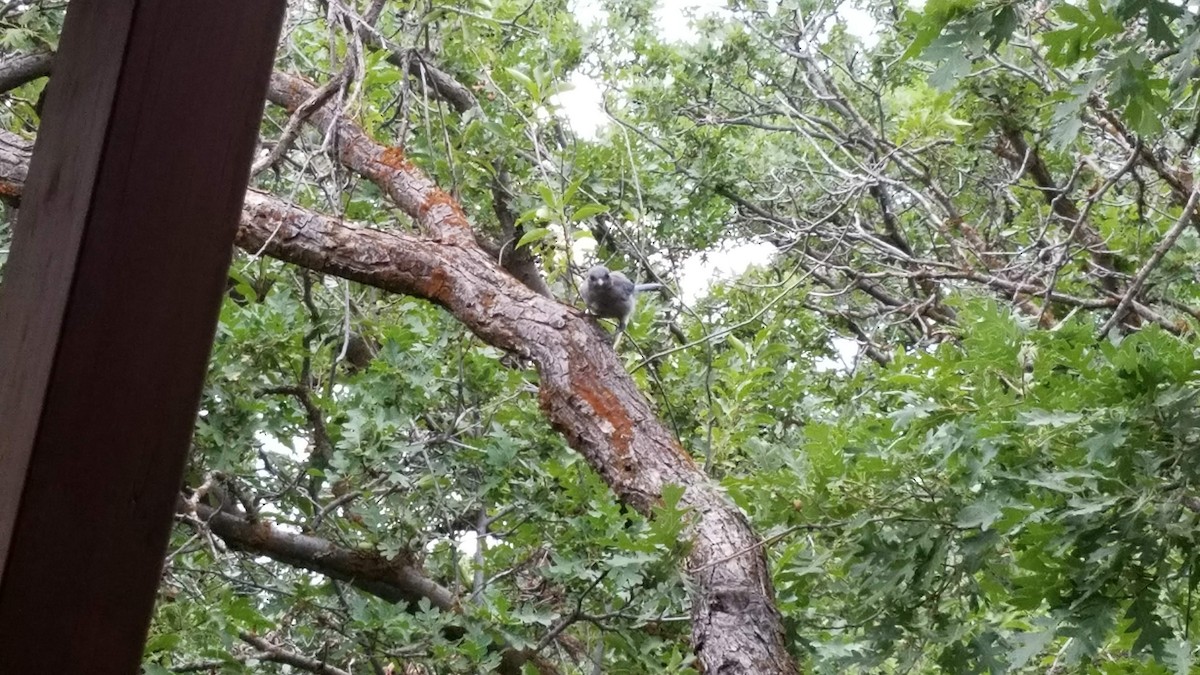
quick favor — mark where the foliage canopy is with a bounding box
[5,0,1200,671]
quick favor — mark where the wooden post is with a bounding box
[0,1,285,671]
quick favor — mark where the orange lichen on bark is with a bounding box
[478,289,497,314]
[418,190,474,240]
[571,373,636,457]
[247,521,275,547]
[418,189,460,218]
[0,181,20,197]
[422,264,452,304]
[379,146,411,171]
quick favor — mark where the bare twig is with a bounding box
[252,72,347,177]
[1098,188,1200,337]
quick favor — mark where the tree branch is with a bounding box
[4,68,798,667]
[0,50,52,95]
[239,632,352,675]
[1098,188,1200,337]
[178,499,547,675]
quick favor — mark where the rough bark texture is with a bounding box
[237,192,797,674]
[0,75,798,670]
[0,50,52,95]
[0,130,30,201]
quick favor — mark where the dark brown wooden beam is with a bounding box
[0,1,285,672]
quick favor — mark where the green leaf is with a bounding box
[570,203,608,221]
[1017,410,1083,427]
[143,632,181,653]
[1055,4,1090,24]
[928,52,973,89]
[984,6,1018,50]
[1042,28,1083,65]
[1008,622,1057,669]
[517,227,552,248]
[562,175,584,205]
[955,497,1004,530]
[505,67,539,100]
[226,268,258,303]
[512,607,556,627]
[902,21,948,61]
[538,184,557,209]
[1166,639,1193,674]
[727,334,749,359]
[889,398,941,430]
[607,551,657,567]
[1128,590,1172,657]
[1079,421,1127,463]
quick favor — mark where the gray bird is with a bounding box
[582,265,663,330]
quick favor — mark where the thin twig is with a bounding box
[252,73,347,177]
[1098,188,1200,337]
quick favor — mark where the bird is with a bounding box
[581,265,663,331]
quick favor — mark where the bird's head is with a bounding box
[587,265,611,287]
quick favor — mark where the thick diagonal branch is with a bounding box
[0,82,797,671]
[266,70,551,296]
[236,186,795,673]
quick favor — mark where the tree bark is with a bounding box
[236,188,798,674]
[0,50,52,95]
[180,500,546,675]
[0,84,799,671]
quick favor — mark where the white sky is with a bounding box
[556,0,880,140]
[679,241,777,303]
[556,0,881,307]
